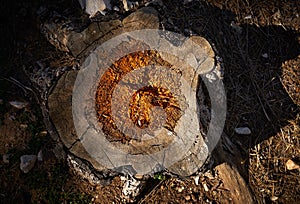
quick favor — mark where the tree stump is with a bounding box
[46,7,226,178]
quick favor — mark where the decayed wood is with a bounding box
[69,33,214,176]
[42,10,257,201]
[46,6,222,177]
[46,7,162,174]
[42,7,159,58]
[216,163,255,204]
[212,133,256,203]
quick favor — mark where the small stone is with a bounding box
[194,175,200,185]
[120,176,127,181]
[235,127,251,135]
[123,0,129,11]
[177,186,184,193]
[37,150,43,162]
[134,174,143,180]
[0,99,3,104]
[9,101,28,109]
[286,159,300,170]
[202,183,209,192]
[244,15,252,20]
[78,0,111,17]
[40,130,48,135]
[20,124,28,129]
[185,195,191,201]
[3,154,10,164]
[123,0,137,11]
[270,196,278,201]
[204,171,214,179]
[20,155,37,173]
[113,6,120,11]
[262,53,269,58]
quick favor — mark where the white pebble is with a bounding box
[78,0,111,17]
[202,183,209,192]
[113,6,120,11]
[20,155,37,173]
[134,174,143,180]
[262,53,268,58]
[270,196,278,201]
[286,159,300,170]
[244,15,252,20]
[9,101,28,109]
[235,127,251,135]
[177,186,184,193]
[123,0,129,11]
[194,175,199,185]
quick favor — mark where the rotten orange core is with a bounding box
[95,50,182,143]
[129,85,180,129]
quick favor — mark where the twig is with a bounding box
[0,76,33,94]
[138,180,165,204]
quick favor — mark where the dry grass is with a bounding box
[162,0,300,202]
[249,114,300,203]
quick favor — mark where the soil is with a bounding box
[0,0,299,203]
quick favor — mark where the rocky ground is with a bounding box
[0,0,299,203]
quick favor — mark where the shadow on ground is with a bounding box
[160,0,300,202]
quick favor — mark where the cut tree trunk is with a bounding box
[47,7,214,177]
[36,5,255,202]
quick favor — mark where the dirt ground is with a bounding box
[0,0,299,203]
